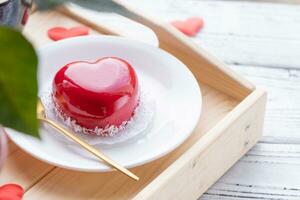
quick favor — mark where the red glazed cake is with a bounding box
[52,57,139,135]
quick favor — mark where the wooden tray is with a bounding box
[1,5,267,200]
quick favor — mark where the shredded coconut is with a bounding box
[53,99,135,137]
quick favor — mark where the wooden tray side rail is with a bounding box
[134,89,266,199]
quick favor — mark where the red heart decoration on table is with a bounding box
[47,26,89,41]
[53,57,139,133]
[0,184,24,200]
[171,17,204,37]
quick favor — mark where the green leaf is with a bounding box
[34,0,134,18]
[0,27,39,138]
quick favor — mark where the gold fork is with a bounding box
[37,98,139,181]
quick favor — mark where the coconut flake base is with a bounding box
[40,85,155,146]
[53,100,139,137]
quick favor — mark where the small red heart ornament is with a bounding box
[47,26,89,41]
[0,184,24,200]
[171,17,204,36]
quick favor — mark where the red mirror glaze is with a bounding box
[52,57,139,132]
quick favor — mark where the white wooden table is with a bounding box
[126,0,300,199]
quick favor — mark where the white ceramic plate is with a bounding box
[6,36,202,172]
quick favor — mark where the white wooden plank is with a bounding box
[127,0,300,69]
[200,143,300,200]
[248,0,300,3]
[230,64,300,143]
[199,64,300,199]
[198,65,300,199]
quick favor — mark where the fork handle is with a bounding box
[39,118,139,181]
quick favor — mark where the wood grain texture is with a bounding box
[0,139,54,189]
[127,0,300,69]
[1,128,52,189]
[201,143,300,200]
[231,65,300,142]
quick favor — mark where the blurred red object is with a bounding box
[171,17,204,37]
[21,7,29,26]
[48,26,89,41]
[0,184,24,200]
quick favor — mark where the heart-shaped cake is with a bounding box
[52,57,139,135]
